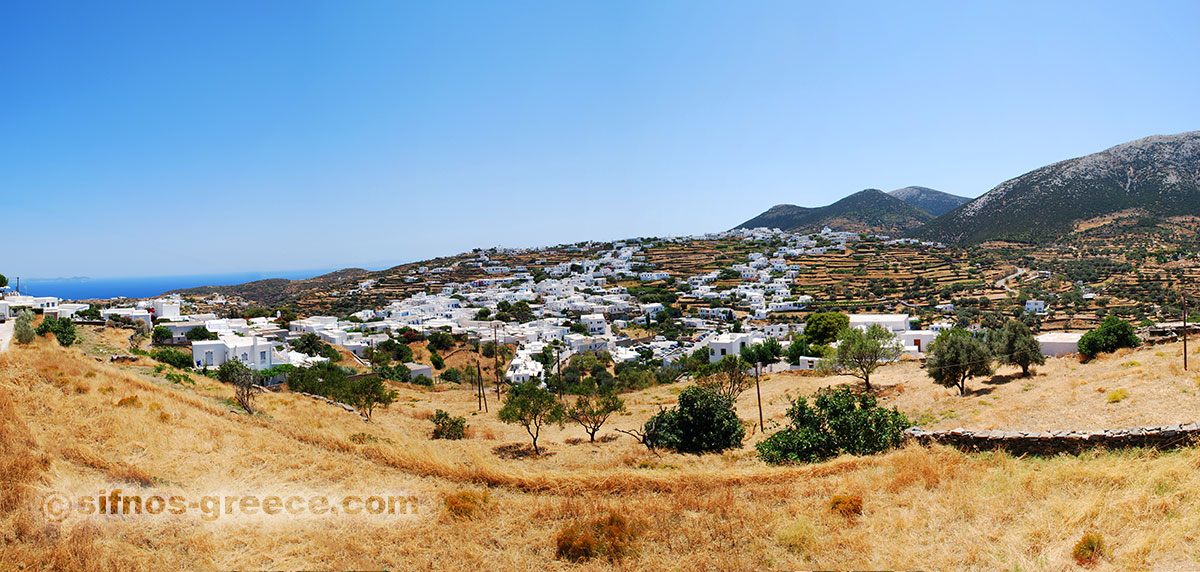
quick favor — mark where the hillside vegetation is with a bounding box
[6,328,1200,569]
[735,189,934,235]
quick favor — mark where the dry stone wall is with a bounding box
[905,424,1200,455]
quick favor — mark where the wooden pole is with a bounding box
[1184,294,1188,371]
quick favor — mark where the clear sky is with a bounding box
[3,1,1199,278]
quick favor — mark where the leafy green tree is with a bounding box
[647,386,744,454]
[346,374,396,420]
[76,307,101,321]
[13,310,36,345]
[152,325,172,345]
[1077,315,1141,359]
[427,331,455,352]
[565,392,625,442]
[36,316,76,347]
[509,301,535,323]
[989,320,1045,376]
[756,387,910,464]
[785,335,817,364]
[185,326,218,342]
[926,328,993,396]
[821,324,902,392]
[0,274,7,289]
[805,312,849,346]
[743,338,783,430]
[497,381,564,455]
[474,308,491,320]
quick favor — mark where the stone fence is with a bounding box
[905,424,1200,455]
[296,391,370,422]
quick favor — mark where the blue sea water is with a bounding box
[13,269,336,301]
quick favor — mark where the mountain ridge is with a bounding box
[734,188,934,235]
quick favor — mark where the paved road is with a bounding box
[0,319,13,351]
[995,267,1026,293]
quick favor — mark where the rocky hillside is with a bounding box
[735,189,934,235]
[912,131,1200,244]
[888,186,971,217]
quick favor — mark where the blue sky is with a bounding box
[3,1,1199,279]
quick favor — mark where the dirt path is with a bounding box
[0,319,12,351]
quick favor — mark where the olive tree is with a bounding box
[565,391,625,442]
[821,324,903,392]
[926,328,993,396]
[497,380,564,454]
[989,320,1045,376]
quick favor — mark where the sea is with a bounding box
[11,269,336,301]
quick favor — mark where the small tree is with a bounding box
[152,325,172,345]
[926,328,993,396]
[805,312,849,346]
[217,359,256,414]
[13,310,36,345]
[497,381,564,455]
[696,354,750,400]
[566,392,625,442]
[347,374,396,420]
[785,335,816,365]
[989,320,1045,376]
[821,324,902,392]
[647,386,744,454]
[743,338,783,431]
[431,409,467,439]
[0,274,7,289]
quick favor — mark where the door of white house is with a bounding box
[204,351,213,366]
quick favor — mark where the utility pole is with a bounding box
[1185,294,1189,371]
[476,360,487,412]
[555,343,563,400]
[493,323,502,397]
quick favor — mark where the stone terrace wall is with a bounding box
[905,424,1200,455]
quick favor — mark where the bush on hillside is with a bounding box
[430,409,466,440]
[555,512,642,563]
[151,348,193,369]
[35,316,76,347]
[13,311,36,345]
[1078,315,1140,359]
[646,386,744,454]
[756,387,910,465]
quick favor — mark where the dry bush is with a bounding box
[1072,532,1106,566]
[775,516,818,555]
[443,490,490,520]
[1106,389,1129,403]
[555,511,642,562]
[114,395,141,408]
[830,494,863,518]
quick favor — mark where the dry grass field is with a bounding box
[6,328,1200,570]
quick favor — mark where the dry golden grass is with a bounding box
[6,334,1200,570]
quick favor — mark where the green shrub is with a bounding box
[555,512,641,562]
[430,353,445,370]
[412,375,434,387]
[440,367,462,383]
[13,311,36,345]
[1106,389,1129,403]
[1078,316,1140,359]
[756,387,910,464]
[1072,532,1106,566]
[151,348,193,369]
[35,316,76,346]
[646,386,744,454]
[431,409,467,440]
